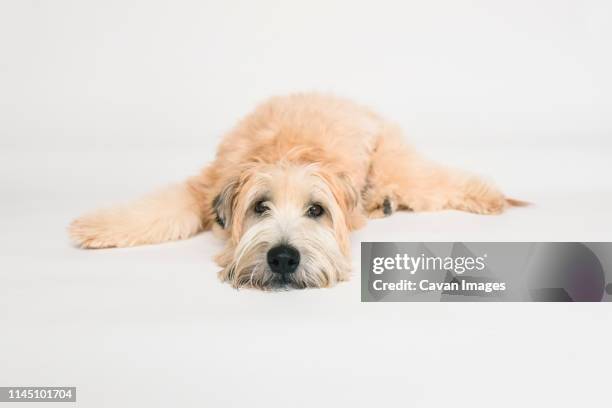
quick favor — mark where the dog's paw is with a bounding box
[456,180,508,215]
[68,213,120,249]
[462,197,505,215]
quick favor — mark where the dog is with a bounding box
[70,93,523,289]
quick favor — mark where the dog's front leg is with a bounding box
[69,178,210,248]
[364,127,519,217]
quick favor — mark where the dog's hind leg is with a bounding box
[364,126,513,218]
[69,177,212,249]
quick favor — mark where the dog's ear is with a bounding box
[212,178,240,229]
[314,169,364,256]
[317,169,365,230]
[335,173,360,213]
[321,171,359,213]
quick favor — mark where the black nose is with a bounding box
[267,245,300,274]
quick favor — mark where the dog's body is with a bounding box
[71,93,519,289]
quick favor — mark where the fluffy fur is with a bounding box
[70,93,522,289]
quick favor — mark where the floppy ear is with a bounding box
[319,169,366,231]
[212,178,240,229]
[335,173,360,213]
[335,172,366,231]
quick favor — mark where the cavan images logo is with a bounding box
[361,242,612,302]
[370,253,505,293]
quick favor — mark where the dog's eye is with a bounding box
[254,201,269,215]
[307,204,324,218]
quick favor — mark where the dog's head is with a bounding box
[213,162,363,289]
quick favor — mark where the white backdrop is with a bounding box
[1,2,611,408]
[2,0,611,151]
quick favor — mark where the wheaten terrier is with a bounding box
[70,93,522,289]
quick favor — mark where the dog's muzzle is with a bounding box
[267,244,300,276]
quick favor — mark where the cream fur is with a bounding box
[70,93,522,289]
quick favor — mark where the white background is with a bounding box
[1,1,611,407]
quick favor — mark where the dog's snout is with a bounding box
[267,245,300,274]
